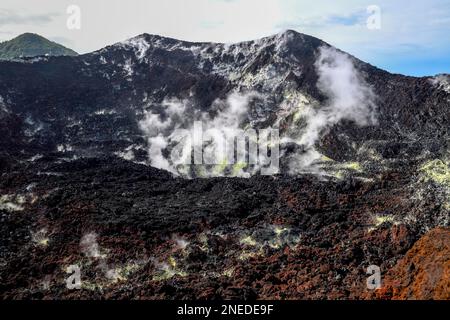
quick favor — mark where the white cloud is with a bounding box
[0,9,59,26]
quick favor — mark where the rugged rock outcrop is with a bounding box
[369,227,449,300]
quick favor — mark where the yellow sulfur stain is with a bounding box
[419,159,450,187]
[367,215,399,233]
[339,162,363,172]
[38,238,50,247]
[320,155,334,163]
[81,282,104,291]
[238,249,263,261]
[268,239,283,249]
[32,229,50,247]
[195,165,207,178]
[273,226,288,236]
[232,162,248,175]
[274,89,313,126]
[374,215,396,226]
[168,256,177,268]
[222,267,235,277]
[198,233,209,252]
[237,226,300,259]
[0,195,25,212]
[333,171,345,180]
[108,263,142,283]
[152,262,187,281]
[215,159,229,175]
[240,236,257,246]
[320,161,364,180]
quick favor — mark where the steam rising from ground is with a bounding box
[301,46,377,147]
[80,232,104,258]
[287,46,378,173]
[138,46,377,178]
[430,74,450,94]
[139,92,264,177]
[139,99,188,173]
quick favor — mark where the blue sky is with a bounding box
[0,0,449,76]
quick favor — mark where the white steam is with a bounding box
[123,36,150,61]
[286,46,377,173]
[139,92,262,177]
[300,46,377,148]
[138,99,187,173]
[430,74,450,94]
[80,232,104,259]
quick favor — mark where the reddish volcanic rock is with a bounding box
[374,227,449,300]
